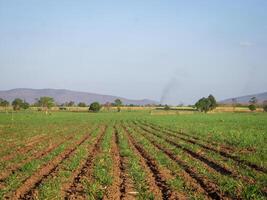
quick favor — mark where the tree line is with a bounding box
[1,95,267,113]
[193,95,267,112]
[0,97,125,113]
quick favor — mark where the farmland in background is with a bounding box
[0,111,266,199]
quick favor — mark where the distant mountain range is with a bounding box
[220,92,267,104]
[0,88,158,105]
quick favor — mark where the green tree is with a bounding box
[36,97,55,114]
[248,104,256,111]
[67,101,75,107]
[21,100,30,109]
[0,98,10,113]
[208,94,217,110]
[195,95,217,113]
[89,102,101,112]
[263,100,267,112]
[164,104,170,110]
[248,97,257,112]
[78,102,87,107]
[12,98,23,111]
[114,99,122,106]
[0,98,9,107]
[114,99,122,112]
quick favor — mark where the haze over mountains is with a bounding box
[220,92,267,104]
[0,88,266,106]
[0,88,158,105]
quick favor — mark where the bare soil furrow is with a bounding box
[136,124,233,176]
[141,121,267,173]
[114,129,134,200]
[11,134,90,200]
[0,136,73,182]
[1,135,49,162]
[64,126,107,199]
[137,123,264,189]
[141,121,235,152]
[122,128,165,199]
[115,129,136,200]
[121,125,187,200]
[103,130,122,200]
[123,127,177,200]
[131,125,230,200]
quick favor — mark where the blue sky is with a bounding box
[0,0,266,104]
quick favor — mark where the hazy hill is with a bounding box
[220,92,267,104]
[0,88,158,105]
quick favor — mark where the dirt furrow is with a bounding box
[141,121,235,152]
[1,135,49,162]
[136,124,233,176]
[121,125,187,200]
[115,127,136,200]
[64,126,107,199]
[130,124,230,200]
[137,123,264,189]
[123,127,178,200]
[103,131,122,200]
[0,136,73,182]
[141,121,267,173]
[11,134,90,200]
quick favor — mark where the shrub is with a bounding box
[12,98,23,111]
[21,101,30,109]
[248,104,256,111]
[164,105,170,110]
[78,102,87,107]
[195,94,217,113]
[263,105,267,112]
[89,102,101,112]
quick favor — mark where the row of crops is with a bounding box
[0,112,266,199]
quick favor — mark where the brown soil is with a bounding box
[60,127,104,198]
[1,135,49,162]
[122,127,165,199]
[11,134,90,199]
[138,122,267,174]
[140,121,235,152]
[123,126,180,200]
[137,125,232,175]
[115,127,136,200]
[103,130,123,199]
[64,126,107,199]
[124,125,208,199]
[133,126,230,200]
[0,136,73,182]
[122,125,187,200]
[135,123,267,198]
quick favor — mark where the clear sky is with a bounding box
[0,0,266,104]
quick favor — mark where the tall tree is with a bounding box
[263,100,267,112]
[12,98,23,111]
[78,102,87,107]
[0,98,9,107]
[248,97,258,112]
[114,99,122,112]
[21,100,30,109]
[208,94,217,110]
[195,95,217,113]
[36,97,55,114]
[114,99,122,106]
[0,98,10,113]
[89,102,101,112]
[67,101,75,107]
